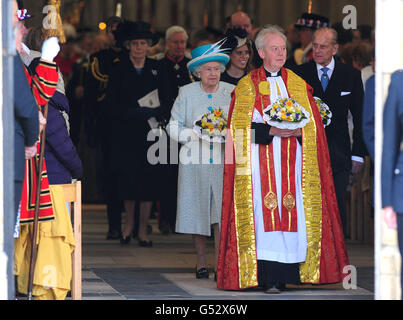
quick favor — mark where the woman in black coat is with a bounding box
[105,21,161,246]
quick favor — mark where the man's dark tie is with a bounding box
[321,67,329,91]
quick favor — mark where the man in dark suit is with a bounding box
[13,55,39,224]
[382,70,403,300]
[295,27,366,235]
[84,16,123,240]
[362,75,375,161]
[12,0,39,224]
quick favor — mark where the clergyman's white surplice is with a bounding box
[251,73,307,264]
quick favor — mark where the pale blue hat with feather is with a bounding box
[187,38,234,73]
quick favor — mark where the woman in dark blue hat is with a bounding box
[105,20,161,246]
[220,28,252,86]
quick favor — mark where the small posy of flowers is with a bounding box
[314,97,332,127]
[265,98,307,123]
[195,107,228,139]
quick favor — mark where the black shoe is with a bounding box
[196,267,209,279]
[264,282,285,294]
[106,230,121,240]
[138,239,153,247]
[120,235,131,245]
[264,286,281,294]
[276,282,286,291]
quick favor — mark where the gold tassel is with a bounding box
[44,0,66,44]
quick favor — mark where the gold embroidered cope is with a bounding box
[230,69,323,288]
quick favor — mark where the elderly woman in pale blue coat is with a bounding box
[167,42,235,280]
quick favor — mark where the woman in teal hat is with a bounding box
[167,41,235,280]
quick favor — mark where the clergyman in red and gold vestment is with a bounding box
[217,25,349,293]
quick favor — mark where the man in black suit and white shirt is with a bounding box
[295,27,366,235]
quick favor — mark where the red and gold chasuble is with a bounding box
[217,67,349,290]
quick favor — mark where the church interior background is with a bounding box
[24,0,375,37]
[3,0,401,300]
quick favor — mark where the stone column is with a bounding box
[103,0,115,19]
[187,0,204,31]
[259,0,282,28]
[142,0,151,23]
[374,0,402,300]
[124,0,137,21]
[1,0,16,300]
[225,1,237,22]
[0,0,7,300]
[81,0,101,29]
[177,0,185,27]
[154,0,171,31]
[211,0,221,30]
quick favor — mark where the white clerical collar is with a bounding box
[316,57,335,73]
[264,68,281,78]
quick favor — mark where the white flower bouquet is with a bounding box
[193,107,228,143]
[263,97,310,130]
[314,96,332,127]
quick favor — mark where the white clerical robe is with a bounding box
[251,73,307,264]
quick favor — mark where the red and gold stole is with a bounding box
[251,68,298,233]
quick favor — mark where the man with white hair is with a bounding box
[157,26,192,234]
[217,25,349,293]
[295,27,366,236]
[158,26,192,122]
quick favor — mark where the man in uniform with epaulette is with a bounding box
[67,32,97,147]
[83,16,123,240]
[156,26,192,234]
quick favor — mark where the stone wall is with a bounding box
[23,0,375,34]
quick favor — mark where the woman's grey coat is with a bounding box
[167,81,235,236]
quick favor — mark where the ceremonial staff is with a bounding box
[27,0,65,300]
[27,106,49,300]
[308,0,313,13]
